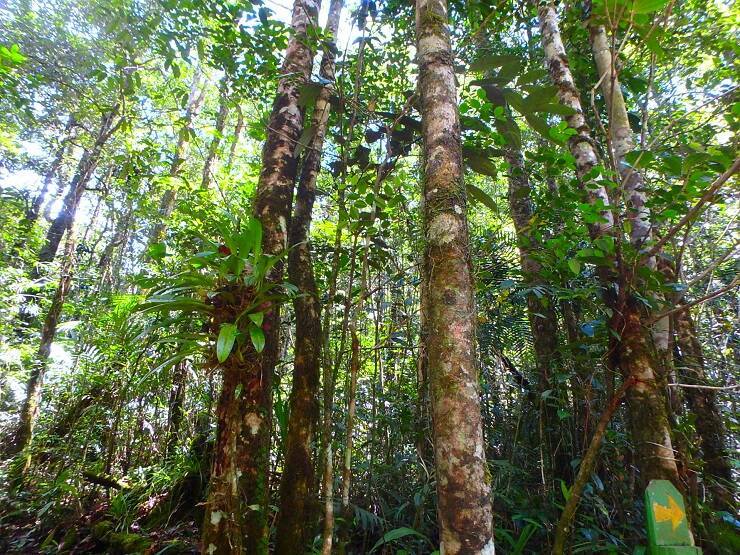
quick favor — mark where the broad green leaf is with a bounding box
[568,259,581,275]
[469,54,519,73]
[467,183,498,212]
[248,312,264,326]
[464,151,498,177]
[632,0,669,14]
[216,323,238,363]
[250,324,265,353]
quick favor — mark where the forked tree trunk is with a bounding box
[10,228,77,463]
[416,1,494,552]
[538,1,679,488]
[201,1,321,553]
[275,0,343,551]
[17,117,77,249]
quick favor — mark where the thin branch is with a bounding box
[644,158,740,259]
[650,276,740,323]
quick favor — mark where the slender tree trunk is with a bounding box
[505,141,569,485]
[200,81,230,190]
[673,308,734,507]
[225,105,244,173]
[10,228,77,463]
[149,71,206,247]
[165,361,187,459]
[201,1,321,553]
[416,1,494,552]
[538,1,679,487]
[275,1,343,552]
[98,200,134,292]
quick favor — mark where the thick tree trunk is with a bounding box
[538,3,612,235]
[673,308,734,507]
[588,23,651,247]
[416,1,494,553]
[10,228,77,463]
[538,2,679,488]
[201,1,321,553]
[275,1,343,552]
[200,82,230,190]
[505,143,570,485]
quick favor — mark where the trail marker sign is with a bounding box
[640,480,701,554]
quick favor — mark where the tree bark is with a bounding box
[19,116,77,245]
[201,1,321,553]
[416,1,494,552]
[200,81,230,190]
[275,0,343,551]
[165,361,188,459]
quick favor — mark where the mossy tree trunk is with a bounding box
[275,0,343,552]
[201,0,322,553]
[416,0,494,552]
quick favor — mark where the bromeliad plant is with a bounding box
[136,215,296,367]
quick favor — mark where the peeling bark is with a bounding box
[416,0,494,552]
[275,1,343,552]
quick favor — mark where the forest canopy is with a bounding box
[0,0,737,553]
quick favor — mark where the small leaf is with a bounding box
[250,324,265,353]
[370,527,430,553]
[216,323,238,363]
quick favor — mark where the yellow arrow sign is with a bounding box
[653,495,685,531]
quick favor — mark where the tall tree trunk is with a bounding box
[10,228,77,464]
[275,0,343,551]
[673,308,734,508]
[37,110,119,265]
[416,1,494,552]
[225,105,244,173]
[538,1,679,488]
[200,81,230,190]
[201,1,321,553]
[149,71,206,247]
